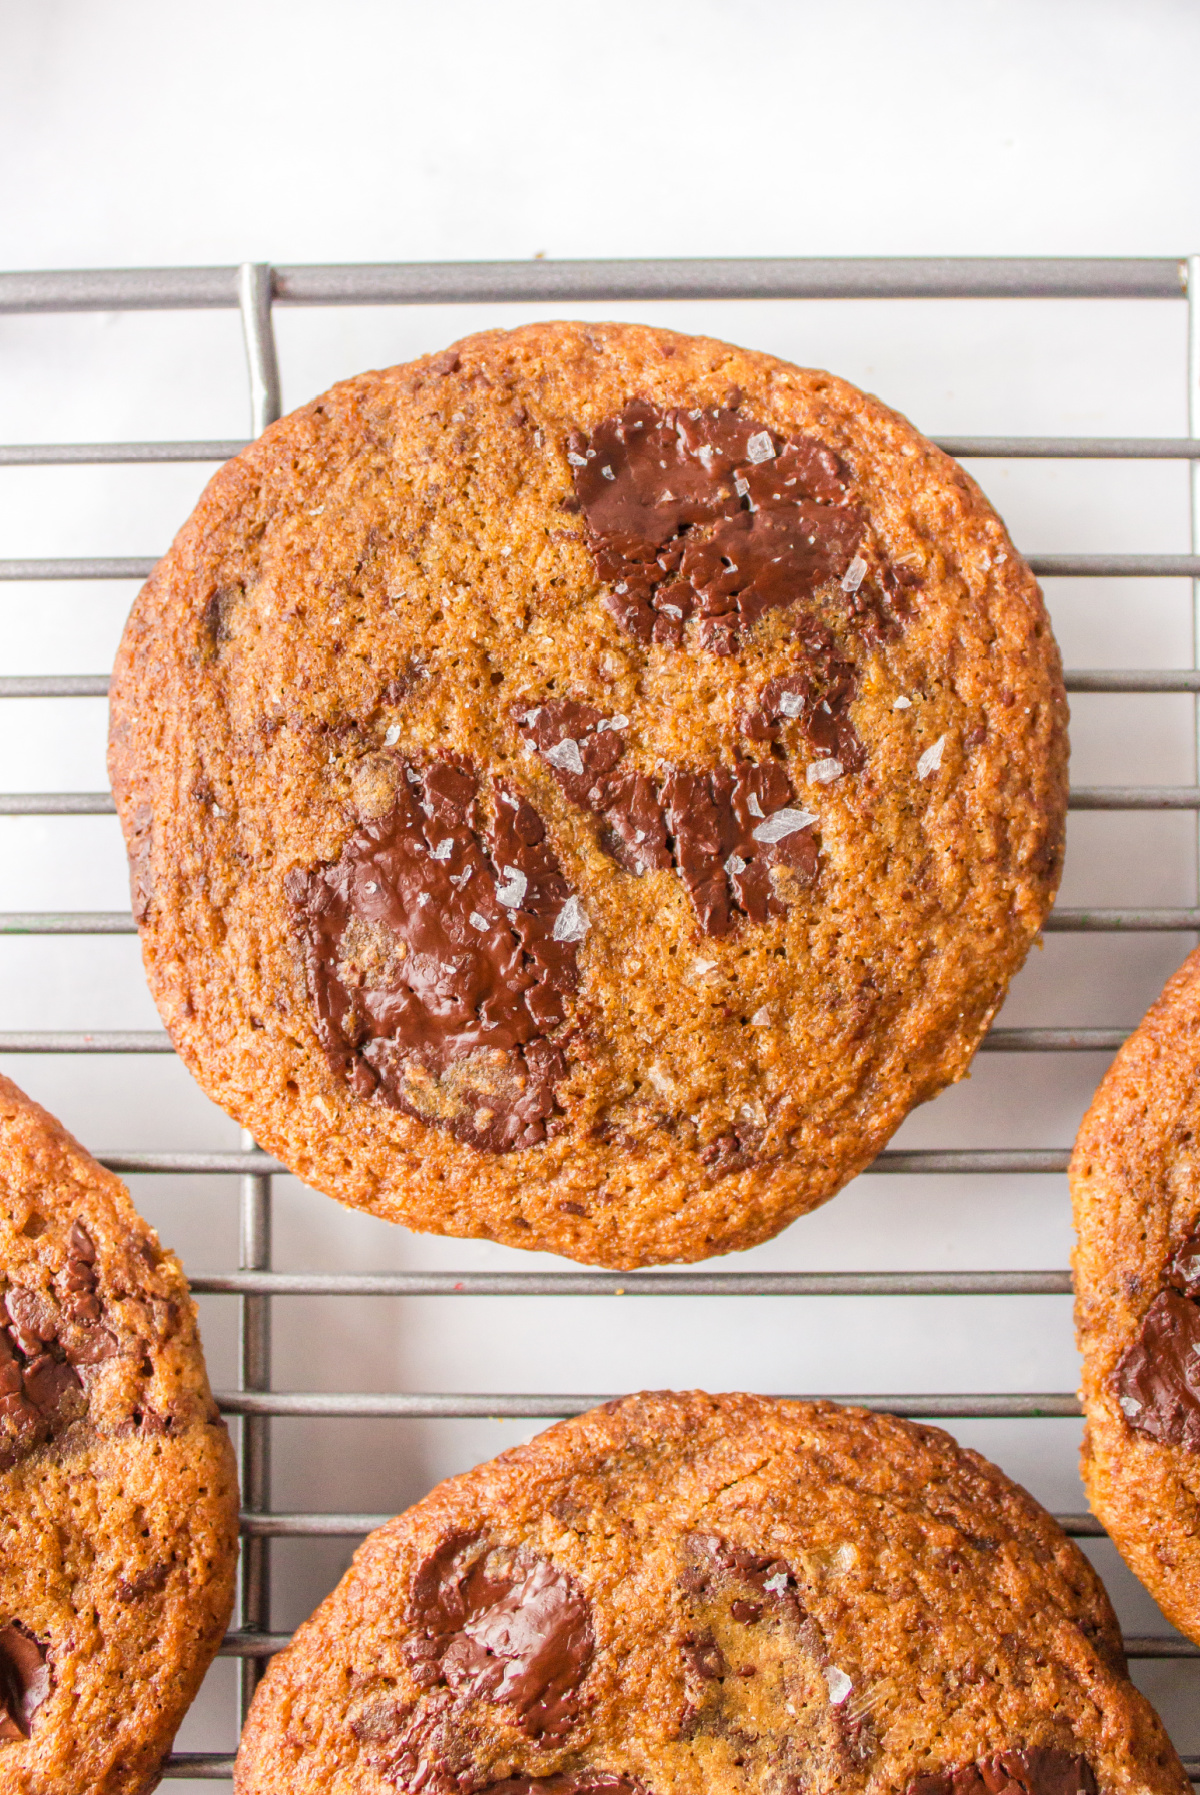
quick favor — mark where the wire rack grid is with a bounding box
[3,254,1200,1782]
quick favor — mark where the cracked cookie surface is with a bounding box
[109,320,1067,1267]
[233,1391,1182,1795]
[0,1074,238,1795]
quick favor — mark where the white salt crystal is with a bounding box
[753,807,818,844]
[468,912,489,932]
[384,725,401,746]
[917,734,947,780]
[746,431,775,464]
[546,738,585,775]
[893,695,911,710]
[779,690,804,718]
[747,793,764,818]
[601,465,615,481]
[841,555,867,594]
[824,1667,853,1706]
[567,451,587,468]
[1119,1395,1142,1417]
[750,1006,771,1026]
[763,1571,789,1595]
[807,758,843,785]
[552,896,590,942]
[659,603,683,619]
[431,839,454,861]
[725,853,747,876]
[495,866,528,908]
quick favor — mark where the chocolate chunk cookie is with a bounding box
[109,320,1067,1267]
[1071,944,1200,1645]
[233,1391,1181,1795]
[0,1075,238,1793]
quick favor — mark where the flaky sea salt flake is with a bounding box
[495,866,528,909]
[601,465,615,481]
[779,690,804,718]
[747,793,764,818]
[1119,1395,1142,1417]
[753,806,818,844]
[468,912,489,932]
[725,853,747,876]
[546,738,586,776]
[431,839,454,861]
[567,451,587,468]
[751,1006,771,1027]
[807,759,843,785]
[917,734,947,780]
[841,555,868,594]
[746,431,775,464]
[824,1667,853,1706]
[763,1571,789,1595]
[552,896,590,943]
[893,696,911,711]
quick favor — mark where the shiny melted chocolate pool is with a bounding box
[286,757,582,1154]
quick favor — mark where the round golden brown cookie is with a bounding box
[1071,944,1200,1646]
[234,1390,1181,1795]
[0,1074,238,1794]
[109,320,1067,1268]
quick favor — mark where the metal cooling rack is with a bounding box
[3,254,1200,1781]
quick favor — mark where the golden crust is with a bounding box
[0,1074,239,1795]
[234,1391,1183,1795]
[1072,945,1200,1645]
[109,320,1068,1267]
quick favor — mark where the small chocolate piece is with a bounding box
[1115,1288,1200,1449]
[569,401,863,653]
[405,1534,594,1738]
[681,1632,726,1680]
[0,1624,50,1741]
[286,758,581,1153]
[909,1749,1097,1795]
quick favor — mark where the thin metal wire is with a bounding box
[4,254,1200,1781]
[0,256,1187,312]
[5,552,1200,583]
[232,264,282,1733]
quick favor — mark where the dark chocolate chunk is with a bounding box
[1115,1287,1200,1449]
[682,1632,726,1680]
[0,1624,50,1741]
[730,1599,762,1623]
[742,616,866,774]
[909,1750,1097,1795]
[405,1534,594,1738]
[1167,1225,1200,1299]
[516,705,819,940]
[569,400,863,652]
[286,757,581,1154]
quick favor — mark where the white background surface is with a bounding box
[4,0,1200,1776]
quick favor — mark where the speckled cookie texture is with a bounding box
[234,1390,1182,1795]
[1071,944,1200,1647]
[0,1074,238,1794]
[108,320,1068,1268]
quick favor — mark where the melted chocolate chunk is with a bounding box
[909,1749,1098,1795]
[405,1535,594,1738]
[570,401,863,653]
[0,1625,50,1742]
[742,616,866,773]
[286,757,581,1153]
[1115,1288,1200,1450]
[682,1632,726,1681]
[516,708,818,938]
